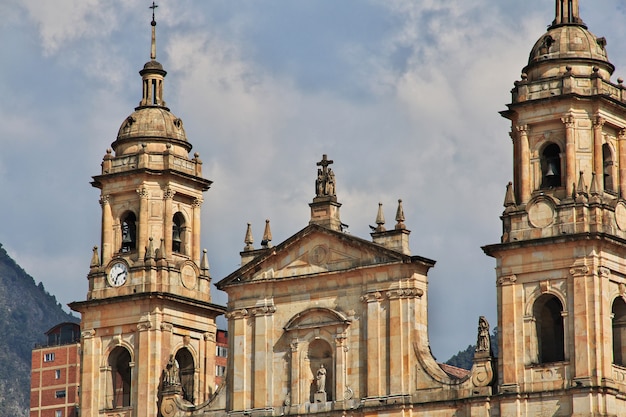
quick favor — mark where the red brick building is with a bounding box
[30,323,80,417]
[215,329,228,387]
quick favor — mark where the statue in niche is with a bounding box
[316,364,327,393]
[163,354,180,386]
[476,316,490,353]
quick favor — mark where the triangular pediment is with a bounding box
[218,224,412,287]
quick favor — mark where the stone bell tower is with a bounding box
[70,7,225,417]
[484,1,626,415]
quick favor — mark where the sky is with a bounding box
[2,0,626,361]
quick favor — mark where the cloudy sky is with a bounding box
[2,0,626,361]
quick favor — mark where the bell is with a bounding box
[172,227,182,244]
[122,232,133,244]
[545,160,559,177]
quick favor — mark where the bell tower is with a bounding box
[484,1,626,415]
[70,6,226,417]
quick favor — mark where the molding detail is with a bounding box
[161,323,173,333]
[569,265,589,277]
[497,275,517,286]
[360,291,383,303]
[386,288,423,299]
[82,329,96,339]
[204,332,215,342]
[225,308,249,319]
[137,321,152,332]
[598,267,611,278]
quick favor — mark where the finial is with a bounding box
[576,171,587,196]
[375,202,386,232]
[156,238,166,260]
[244,223,254,251]
[145,237,154,260]
[201,249,210,271]
[504,182,516,208]
[90,246,100,268]
[589,172,600,196]
[149,2,158,60]
[395,199,406,230]
[261,219,272,249]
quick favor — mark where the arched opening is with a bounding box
[534,294,565,363]
[109,347,131,408]
[603,143,615,192]
[308,339,333,403]
[120,212,137,253]
[172,212,185,254]
[541,143,562,189]
[613,298,626,366]
[175,348,195,404]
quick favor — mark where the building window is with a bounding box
[216,365,226,377]
[534,294,565,363]
[55,370,61,379]
[176,348,195,404]
[540,143,562,189]
[55,390,66,399]
[603,143,615,192]
[216,346,227,357]
[172,212,185,254]
[120,212,137,253]
[55,411,62,417]
[108,347,131,409]
[44,353,55,362]
[613,297,626,366]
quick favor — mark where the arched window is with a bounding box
[308,339,333,403]
[541,143,562,189]
[172,213,185,254]
[613,298,626,366]
[534,294,565,363]
[176,348,195,403]
[603,143,615,192]
[121,212,137,253]
[109,347,131,408]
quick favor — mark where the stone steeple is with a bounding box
[70,7,225,417]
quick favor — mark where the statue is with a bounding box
[163,354,180,386]
[476,316,490,353]
[316,364,327,393]
[316,169,324,195]
[314,154,337,198]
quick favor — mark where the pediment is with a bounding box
[224,225,406,285]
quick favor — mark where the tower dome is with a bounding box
[112,9,191,157]
[522,0,614,82]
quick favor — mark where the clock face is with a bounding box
[108,262,128,287]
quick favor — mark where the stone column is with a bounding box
[163,188,174,258]
[362,292,385,397]
[619,129,626,198]
[226,309,250,411]
[517,125,531,203]
[289,338,300,407]
[251,305,275,408]
[497,275,520,387]
[334,331,348,404]
[136,320,153,416]
[563,116,577,197]
[100,195,113,264]
[202,327,217,402]
[192,198,203,264]
[137,187,149,259]
[593,116,605,193]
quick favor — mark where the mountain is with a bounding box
[0,243,79,417]
[445,327,499,370]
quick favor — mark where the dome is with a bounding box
[113,107,191,156]
[524,24,614,82]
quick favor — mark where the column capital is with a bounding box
[497,274,517,286]
[516,124,529,134]
[99,194,110,206]
[561,115,576,127]
[593,115,606,127]
[137,187,149,198]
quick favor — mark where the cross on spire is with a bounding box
[150,2,158,25]
[316,154,334,176]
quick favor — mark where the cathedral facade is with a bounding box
[71,1,626,416]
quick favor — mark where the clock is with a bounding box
[108,261,128,287]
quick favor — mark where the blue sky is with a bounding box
[2,0,626,361]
